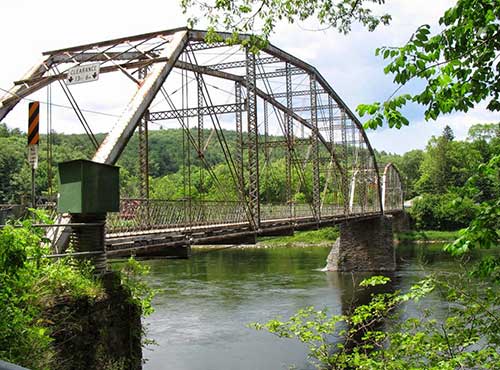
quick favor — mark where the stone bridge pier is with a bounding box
[326,215,396,272]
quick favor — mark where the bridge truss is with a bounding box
[0,27,404,248]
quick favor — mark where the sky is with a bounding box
[0,0,497,154]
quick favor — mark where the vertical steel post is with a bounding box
[245,50,260,229]
[31,167,36,208]
[197,73,205,194]
[285,63,294,217]
[46,84,53,200]
[309,75,320,223]
[359,133,367,212]
[381,166,387,212]
[235,81,244,190]
[328,97,335,146]
[138,68,150,200]
[340,109,349,215]
[327,95,335,210]
[350,122,357,212]
[264,100,269,163]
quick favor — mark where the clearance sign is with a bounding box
[28,101,39,169]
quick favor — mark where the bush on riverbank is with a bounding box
[408,192,477,230]
[395,230,460,242]
[258,227,339,246]
[0,210,104,369]
[0,211,153,370]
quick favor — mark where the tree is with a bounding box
[181,0,391,50]
[442,125,454,142]
[357,0,499,129]
[0,136,27,203]
[468,123,500,143]
[397,149,424,199]
[415,128,481,195]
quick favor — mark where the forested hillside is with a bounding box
[1,122,499,231]
[0,125,250,203]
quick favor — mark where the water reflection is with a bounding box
[324,271,397,313]
[142,243,451,370]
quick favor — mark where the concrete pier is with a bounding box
[326,216,395,272]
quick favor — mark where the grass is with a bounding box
[258,227,339,246]
[395,230,460,242]
[258,228,460,247]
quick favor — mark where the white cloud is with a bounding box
[367,107,499,154]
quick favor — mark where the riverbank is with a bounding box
[394,230,459,243]
[257,227,339,247]
[191,228,460,250]
[257,228,459,247]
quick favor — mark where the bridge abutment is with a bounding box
[326,216,395,272]
[391,211,411,233]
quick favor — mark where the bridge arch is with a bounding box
[0,27,401,232]
[381,163,404,212]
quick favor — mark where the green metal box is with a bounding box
[57,159,119,214]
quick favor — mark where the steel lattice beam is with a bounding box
[271,89,327,98]
[138,67,150,200]
[189,41,227,51]
[293,104,335,112]
[310,75,321,222]
[50,51,156,63]
[285,63,293,217]
[205,57,281,71]
[246,50,260,229]
[235,82,244,188]
[149,102,246,121]
[264,138,311,148]
[256,66,304,79]
[0,27,408,259]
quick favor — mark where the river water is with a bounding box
[142,243,455,370]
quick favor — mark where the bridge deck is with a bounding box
[105,211,384,257]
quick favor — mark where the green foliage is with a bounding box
[408,192,477,231]
[0,132,28,203]
[182,0,391,51]
[119,258,156,316]
[358,275,390,287]
[468,123,500,144]
[358,0,500,129]
[395,230,460,242]
[0,210,103,369]
[444,153,500,278]
[258,227,339,246]
[252,274,500,369]
[415,127,482,195]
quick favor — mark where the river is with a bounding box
[142,243,457,370]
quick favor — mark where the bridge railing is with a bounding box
[292,203,315,219]
[106,198,384,235]
[320,204,344,217]
[260,203,292,221]
[107,199,322,233]
[106,199,248,234]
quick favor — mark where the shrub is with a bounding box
[0,210,103,369]
[409,193,477,230]
[251,274,500,370]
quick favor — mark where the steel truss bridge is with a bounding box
[0,27,404,256]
